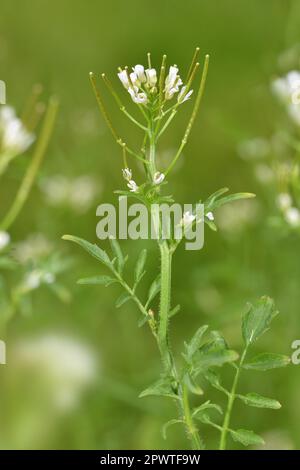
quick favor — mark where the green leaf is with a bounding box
[146,275,161,308]
[115,292,132,308]
[185,374,204,396]
[203,369,221,387]
[139,377,179,400]
[212,192,255,210]
[242,296,278,345]
[204,188,229,210]
[162,419,184,440]
[194,349,239,372]
[62,235,111,268]
[109,238,126,274]
[184,325,209,362]
[243,353,290,371]
[134,249,147,286]
[229,429,265,447]
[192,400,223,419]
[78,275,117,286]
[237,393,281,409]
[169,304,181,318]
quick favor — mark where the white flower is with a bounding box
[285,207,300,227]
[272,71,300,104]
[0,231,10,250]
[206,211,214,221]
[133,65,147,84]
[127,180,138,192]
[41,175,99,213]
[0,106,34,156]
[24,270,42,290]
[13,334,97,411]
[165,66,183,100]
[178,86,193,103]
[128,88,148,104]
[181,211,196,226]
[272,71,300,125]
[276,192,292,211]
[145,68,157,88]
[153,171,165,185]
[122,168,132,181]
[117,70,130,89]
[13,233,53,264]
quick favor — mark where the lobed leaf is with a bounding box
[62,235,112,268]
[109,237,126,274]
[162,419,184,440]
[229,429,265,447]
[242,296,278,345]
[134,249,147,287]
[139,377,179,400]
[243,353,290,371]
[77,275,117,286]
[192,400,223,419]
[237,392,281,409]
[146,275,161,308]
[115,292,132,308]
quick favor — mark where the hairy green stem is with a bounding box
[219,346,248,450]
[181,381,204,449]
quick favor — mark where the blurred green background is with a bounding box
[0,0,300,450]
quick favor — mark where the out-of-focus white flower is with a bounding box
[13,233,53,264]
[284,207,300,227]
[122,168,132,181]
[272,71,300,125]
[178,86,193,103]
[145,68,157,88]
[206,211,214,221]
[0,106,34,157]
[127,180,138,192]
[22,269,56,291]
[238,138,271,161]
[181,211,196,226]
[153,171,165,185]
[254,163,274,184]
[24,270,42,290]
[13,334,97,411]
[41,175,100,213]
[0,231,10,251]
[276,192,292,211]
[272,71,300,104]
[217,199,260,235]
[165,66,183,100]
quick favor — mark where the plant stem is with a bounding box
[180,380,204,449]
[219,346,248,450]
[149,131,156,178]
[158,241,172,372]
[158,240,203,449]
[0,97,59,231]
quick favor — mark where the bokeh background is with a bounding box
[0,0,300,450]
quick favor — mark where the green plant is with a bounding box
[63,49,289,449]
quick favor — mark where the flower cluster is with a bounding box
[0,106,34,157]
[118,62,193,106]
[276,192,300,228]
[272,71,300,125]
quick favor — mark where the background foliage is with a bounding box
[0,0,299,449]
